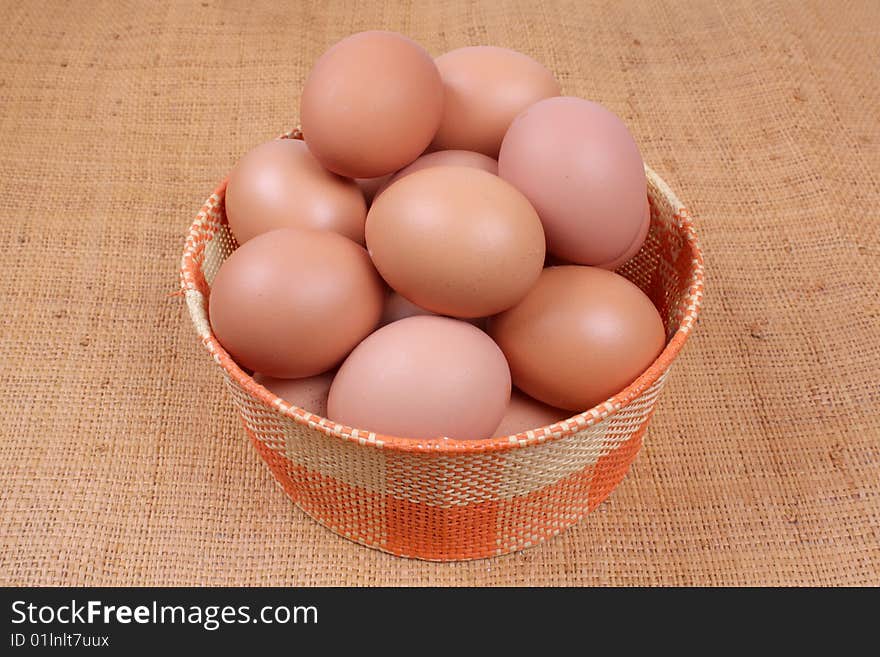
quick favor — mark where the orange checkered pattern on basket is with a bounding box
[180,132,704,561]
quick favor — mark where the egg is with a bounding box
[374,149,498,199]
[492,390,569,438]
[301,31,444,178]
[499,96,647,267]
[544,253,570,267]
[548,197,651,270]
[379,290,487,329]
[379,291,439,326]
[600,196,651,271]
[328,316,511,440]
[366,167,545,318]
[253,371,334,417]
[209,228,384,378]
[355,175,392,205]
[489,266,665,411]
[225,139,367,245]
[432,46,560,157]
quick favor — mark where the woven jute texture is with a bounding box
[1,0,878,584]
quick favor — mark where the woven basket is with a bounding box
[180,132,704,561]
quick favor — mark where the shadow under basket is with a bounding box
[180,136,705,561]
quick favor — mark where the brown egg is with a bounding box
[366,167,545,318]
[301,31,444,178]
[489,266,665,411]
[549,197,651,271]
[379,291,486,329]
[544,252,571,267]
[432,46,560,157]
[492,390,569,438]
[328,316,511,440]
[355,175,392,205]
[209,228,384,378]
[379,291,439,326]
[225,139,367,245]
[253,371,334,417]
[374,149,498,198]
[600,196,651,270]
[499,97,647,266]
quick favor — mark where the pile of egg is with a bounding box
[209,31,665,440]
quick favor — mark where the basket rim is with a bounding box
[180,160,704,454]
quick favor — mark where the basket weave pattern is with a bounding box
[181,139,704,560]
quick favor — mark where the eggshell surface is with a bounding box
[366,167,545,318]
[301,31,444,178]
[379,291,487,329]
[253,371,334,417]
[225,139,367,245]
[375,149,498,198]
[432,46,560,157]
[492,390,569,438]
[599,196,651,271]
[328,316,511,440]
[209,228,384,378]
[549,197,651,271]
[489,266,665,411]
[379,291,439,326]
[355,175,392,205]
[499,96,647,266]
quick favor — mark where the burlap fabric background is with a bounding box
[1,0,877,586]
